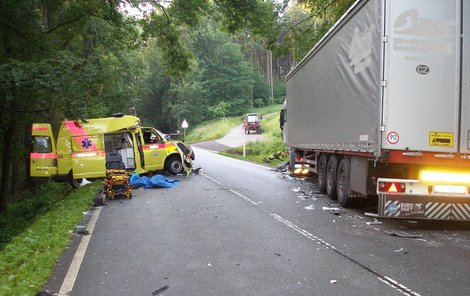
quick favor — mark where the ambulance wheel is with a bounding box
[326,155,338,200]
[317,154,327,194]
[166,156,183,175]
[337,157,353,207]
[69,172,83,188]
[245,128,249,135]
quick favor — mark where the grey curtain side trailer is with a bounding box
[283,0,470,220]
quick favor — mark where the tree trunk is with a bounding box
[10,156,18,196]
[0,112,15,214]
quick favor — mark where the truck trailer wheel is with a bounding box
[326,155,338,199]
[289,150,298,171]
[317,154,327,193]
[166,156,183,175]
[337,157,353,207]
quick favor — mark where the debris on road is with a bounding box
[364,212,379,217]
[275,161,289,172]
[385,230,423,239]
[365,218,382,226]
[280,173,294,181]
[93,195,107,207]
[80,178,92,187]
[263,151,288,163]
[299,195,317,201]
[75,225,88,235]
[36,289,53,296]
[305,204,315,210]
[330,280,337,284]
[297,190,318,199]
[152,286,169,295]
[292,187,301,193]
[322,206,345,215]
[191,167,202,175]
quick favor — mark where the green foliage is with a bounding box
[253,98,265,108]
[0,182,69,247]
[208,101,230,119]
[273,79,286,101]
[275,0,355,61]
[252,71,269,101]
[138,18,274,131]
[142,12,194,77]
[0,182,99,295]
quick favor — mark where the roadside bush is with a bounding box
[0,182,70,248]
[253,98,265,107]
[208,101,230,119]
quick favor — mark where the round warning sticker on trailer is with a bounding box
[387,132,399,144]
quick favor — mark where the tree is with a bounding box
[0,0,142,213]
[275,0,355,62]
[208,101,230,119]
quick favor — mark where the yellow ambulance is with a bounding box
[30,114,194,186]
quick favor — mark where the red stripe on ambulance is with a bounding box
[64,121,99,151]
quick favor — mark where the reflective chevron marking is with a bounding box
[382,197,470,221]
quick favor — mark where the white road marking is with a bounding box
[229,189,258,205]
[270,213,335,250]
[204,172,422,296]
[58,206,101,296]
[202,173,223,186]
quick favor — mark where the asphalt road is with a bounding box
[47,145,470,296]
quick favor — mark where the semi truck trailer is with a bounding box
[282,0,470,220]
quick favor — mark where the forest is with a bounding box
[0,0,354,213]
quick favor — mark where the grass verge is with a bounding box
[0,181,100,295]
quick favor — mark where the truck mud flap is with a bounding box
[378,194,470,221]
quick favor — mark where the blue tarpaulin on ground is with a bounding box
[130,174,180,189]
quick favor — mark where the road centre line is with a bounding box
[203,173,421,296]
[202,173,223,186]
[229,189,258,205]
[58,206,101,296]
[203,173,258,205]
